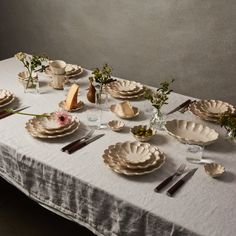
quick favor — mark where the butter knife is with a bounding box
[167,168,198,197]
[66,134,105,154]
[166,99,192,115]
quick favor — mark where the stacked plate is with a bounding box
[106,80,145,99]
[189,100,235,122]
[0,89,15,108]
[45,64,83,79]
[103,141,166,175]
[25,113,80,138]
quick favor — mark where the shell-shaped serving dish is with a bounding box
[130,125,156,142]
[165,120,219,145]
[204,163,225,178]
[110,104,140,119]
[107,120,125,131]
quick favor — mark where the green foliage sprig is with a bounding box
[15,52,48,88]
[219,112,236,139]
[90,63,113,85]
[144,79,175,111]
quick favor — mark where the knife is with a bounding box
[166,168,198,197]
[154,164,186,192]
[0,106,30,120]
[61,128,95,152]
[166,99,192,115]
[66,134,105,154]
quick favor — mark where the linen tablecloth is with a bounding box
[0,58,236,236]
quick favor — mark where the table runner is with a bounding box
[0,58,236,236]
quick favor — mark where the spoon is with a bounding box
[186,157,213,164]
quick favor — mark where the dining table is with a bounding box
[0,57,236,236]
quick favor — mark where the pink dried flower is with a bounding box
[54,111,72,126]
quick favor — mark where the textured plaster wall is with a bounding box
[0,0,235,103]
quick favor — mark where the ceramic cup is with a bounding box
[51,74,65,90]
[50,60,66,75]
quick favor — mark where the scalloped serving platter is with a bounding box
[165,119,219,145]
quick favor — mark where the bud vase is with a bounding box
[150,109,166,131]
[22,76,39,94]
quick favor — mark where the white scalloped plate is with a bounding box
[165,119,219,145]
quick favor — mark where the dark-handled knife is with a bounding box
[66,134,105,154]
[166,99,192,115]
[0,106,30,120]
[61,128,95,152]
[167,168,198,197]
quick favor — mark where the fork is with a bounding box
[61,128,95,152]
[154,164,186,192]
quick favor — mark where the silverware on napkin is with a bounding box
[167,168,198,197]
[154,164,186,192]
[166,99,192,115]
[61,128,95,152]
[0,106,30,120]
[66,134,105,154]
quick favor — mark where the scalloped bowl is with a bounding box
[130,125,156,142]
[204,163,225,178]
[165,120,219,145]
[107,120,125,131]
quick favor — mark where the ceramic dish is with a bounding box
[130,125,156,142]
[106,80,143,93]
[107,120,125,131]
[165,119,219,145]
[26,119,79,138]
[189,100,235,122]
[58,100,84,112]
[0,90,15,108]
[103,149,166,176]
[108,142,162,169]
[204,163,225,178]
[110,104,140,119]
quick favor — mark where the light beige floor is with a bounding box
[0,177,95,236]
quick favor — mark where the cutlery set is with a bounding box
[166,99,194,115]
[154,164,198,197]
[61,129,104,154]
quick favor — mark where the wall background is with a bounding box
[0,0,235,103]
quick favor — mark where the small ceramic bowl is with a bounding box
[107,120,125,132]
[130,125,156,142]
[204,163,225,178]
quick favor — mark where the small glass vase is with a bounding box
[95,85,108,111]
[22,77,39,94]
[150,109,166,131]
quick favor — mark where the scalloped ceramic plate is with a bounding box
[110,104,140,119]
[103,148,166,175]
[189,100,235,121]
[0,90,15,108]
[165,119,219,145]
